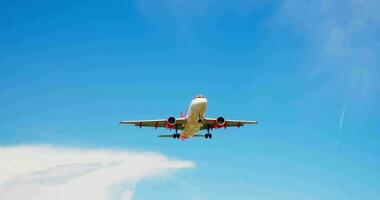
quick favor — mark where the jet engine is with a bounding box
[165,117,176,129]
[214,116,226,128]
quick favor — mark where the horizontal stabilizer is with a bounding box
[158,134,174,138]
[193,134,206,137]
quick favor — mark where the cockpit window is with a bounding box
[194,95,205,99]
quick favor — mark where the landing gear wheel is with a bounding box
[173,133,180,139]
[205,133,212,139]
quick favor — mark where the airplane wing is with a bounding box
[201,118,258,129]
[119,118,186,129]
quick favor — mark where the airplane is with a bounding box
[119,95,258,140]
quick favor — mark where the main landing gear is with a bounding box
[173,125,180,139]
[205,124,212,139]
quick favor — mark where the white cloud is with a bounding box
[0,145,194,200]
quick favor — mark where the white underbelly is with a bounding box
[181,98,207,138]
[182,124,202,137]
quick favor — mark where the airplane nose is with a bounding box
[192,98,207,106]
[198,98,207,104]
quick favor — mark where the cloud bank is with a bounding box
[0,146,194,200]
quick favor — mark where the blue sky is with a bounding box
[0,0,379,199]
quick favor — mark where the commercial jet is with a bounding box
[120,95,258,140]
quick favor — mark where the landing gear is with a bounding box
[172,125,180,139]
[198,114,203,123]
[205,124,212,139]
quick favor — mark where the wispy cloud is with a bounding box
[281,0,379,93]
[0,145,194,200]
[280,0,379,124]
[278,0,379,152]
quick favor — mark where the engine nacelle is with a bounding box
[165,117,176,129]
[214,117,225,128]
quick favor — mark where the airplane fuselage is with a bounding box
[181,97,208,139]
